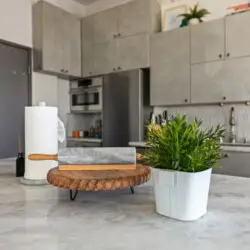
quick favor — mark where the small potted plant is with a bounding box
[142,114,226,221]
[179,3,210,25]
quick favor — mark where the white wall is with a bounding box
[0,0,86,48]
[159,0,248,22]
[0,0,86,125]
[85,0,248,21]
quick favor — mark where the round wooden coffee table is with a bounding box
[47,165,151,201]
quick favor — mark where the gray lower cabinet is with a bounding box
[191,57,250,103]
[150,27,190,106]
[191,18,225,64]
[117,0,161,37]
[93,40,118,75]
[33,2,81,77]
[214,151,250,178]
[226,11,250,59]
[118,33,150,71]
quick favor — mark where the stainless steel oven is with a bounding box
[70,79,102,113]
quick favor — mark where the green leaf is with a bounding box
[142,113,226,173]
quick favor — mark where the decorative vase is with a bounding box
[151,167,212,221]
[189,18,200,25]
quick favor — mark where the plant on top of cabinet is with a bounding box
[179,4,210,25]
[33,2,81,77]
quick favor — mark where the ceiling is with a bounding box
[74,0,101,5]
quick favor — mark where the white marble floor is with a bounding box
[1,160,250,250]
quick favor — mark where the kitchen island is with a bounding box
[1,162,250,249]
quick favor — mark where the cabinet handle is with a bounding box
[223,96,226,101]
[118,33,121,37]
[117,66,122,70]
[65,70,69,73]
[113,34,117,38]
[224,154,229,158]
[219,54,222,58]
[184,99,188,103]
[226,53,230,57]
[113,68,116,71]
[60,69,64,72]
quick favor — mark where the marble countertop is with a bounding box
[1,162,250,250]
[129,141,250,152]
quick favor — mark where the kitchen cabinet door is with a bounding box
[93,40,118,75]
[150,28,190,106]
[81,16,94,77]
[118,33,150,71]
[33,2,81,77]
[191,18,225,64]
[82,43,94,77]
[214,152,250,178]
[226,11,250,58]
[93,8,118,43]
[67,15,81,77]
[41,2,64,74]
[191,57,250,103]
[118,0,161,37]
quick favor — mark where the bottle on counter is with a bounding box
[79,129,84,138]
[229,107,236,143]
[95,120,100,138]
[89,126,95,138]
[99,120,102,138]
[72,129,80,138]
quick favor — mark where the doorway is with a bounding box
[0,41,31,158]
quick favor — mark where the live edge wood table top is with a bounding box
[47,165,151,200]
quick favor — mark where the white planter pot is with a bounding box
[189,18,200,25]
[151,168,212,221]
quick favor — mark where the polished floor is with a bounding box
[1,159,250,250]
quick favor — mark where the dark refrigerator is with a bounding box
[102,69,152,147]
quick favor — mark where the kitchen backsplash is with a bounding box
[66,113,102,137]
[154,104,250,143]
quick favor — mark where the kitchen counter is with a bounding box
[67,137,102,143]
[1,163,250,249]
[129,141,250,153]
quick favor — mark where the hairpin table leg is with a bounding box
[130,187,135,194]
[70,190,79,201]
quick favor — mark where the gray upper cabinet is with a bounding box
[191,57,250,103]
[150,28,190,106]
[191,18,225,64]
[118,33,150,71]
[81,16,94,77]
[91,0,160,43]
[80,0,160,77]
[33,2,81,77]
[66,14,81,77]
[93,40,118,75]
[226,11,250,59]
[93,8,118,43]
[117,0,161,37]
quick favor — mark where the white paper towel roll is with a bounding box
[25,105,58,180]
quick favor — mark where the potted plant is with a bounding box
[142,114,226,221]
[179,3,210,25]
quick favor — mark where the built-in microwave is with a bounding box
[70,78,103,113]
